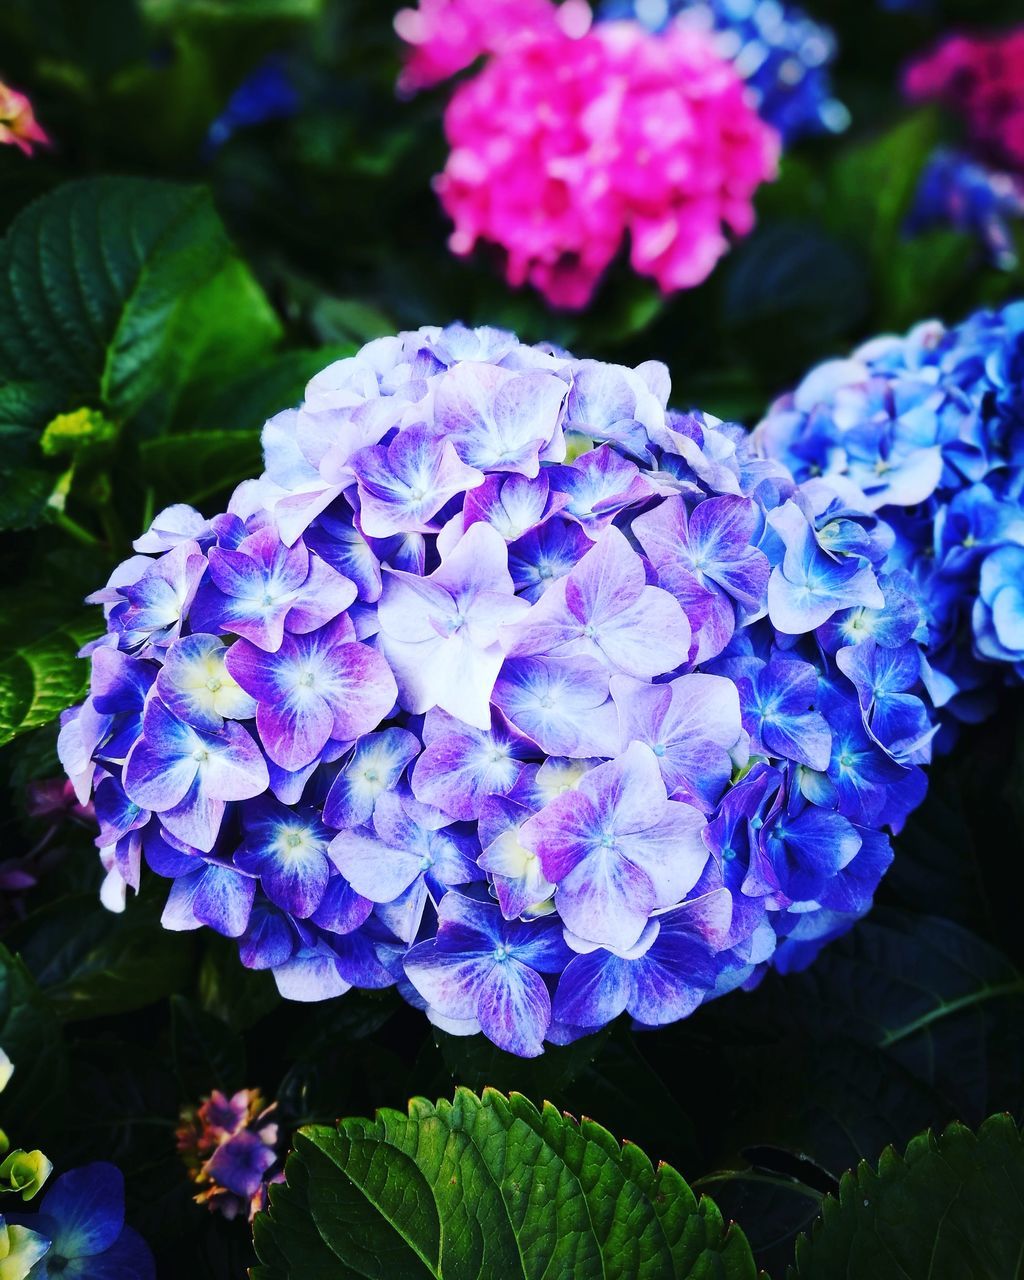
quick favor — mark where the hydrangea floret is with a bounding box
[60,324,933,1056]
[754,301,1024,732]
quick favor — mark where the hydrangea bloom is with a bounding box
[907,149,1024,271]
[598,0,848,143]
[905,29,1024,176]
[432,14,778,307]
[754,301,1024,729]
[177,1089,280,1221]
[61,324,932,1056]
[0,81,49,157]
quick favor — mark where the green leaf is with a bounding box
[0,178,282,435]
[170,996,245,1100]
[253,1087,756,1280]
[0,467,55,532]
[826,111,939,265]
[721,222,870,373]
[7,892,193,1021]
[139,430,263,507]
[142,0,321,22]
[196,933,281,1033]
[0,943,67,1131]
[0,618,95,748]
[790,1114,1024,1279]
[187,347,354,434]
[777,911,1024,1124]
[432,1025,609,1097]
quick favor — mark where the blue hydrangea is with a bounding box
[907,149,1024,271]
[755,301,1024,731]
[597,0,849,143]
[7,1162,154,1279]
[60,325,934,1057]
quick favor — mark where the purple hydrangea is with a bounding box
[754,301,1024,734]
[61,324,934,1057]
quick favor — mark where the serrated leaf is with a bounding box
[254,1087,756,1280]
[0,177,282,435]
[790,1114,1024,1279]
[0,179,227,413]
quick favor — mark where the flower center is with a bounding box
[206,676,222,692]
[652,742,666,757]
[494,943,510,961]
[192,747,209,763]
[299,671,316,688]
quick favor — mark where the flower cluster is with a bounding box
[436,14,778,307]
[905,29,1024,175]
[906,149,1024,271]
[0,81,49,157]
[177,1089,281,1221]
[4,1164,153,1279]
[597,0,848,144]
[60,325,932,1056]
[755,301,1024,730]
[395,1,778,307]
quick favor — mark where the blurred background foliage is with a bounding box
[2,1,1024,1276]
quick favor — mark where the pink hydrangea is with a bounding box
[434,18,779,308]
[905,28,1024,175]
[394,0,564,94]
[0,80,49,157]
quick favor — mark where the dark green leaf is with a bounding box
[183,346,353,435]
[138,430,263,507]
[0,178,282,433]
[254,1087,757,1280]
[790,1114,1024,1279]
[8,892,193,1020]
[432,1024,610,1097]
[197,932,281,1033]
[170,996,246,1100]
[825,111,940,263]
[0,943,68,1131]
[0,618,95,748]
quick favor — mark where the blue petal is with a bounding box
[38,1164,124,1258]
